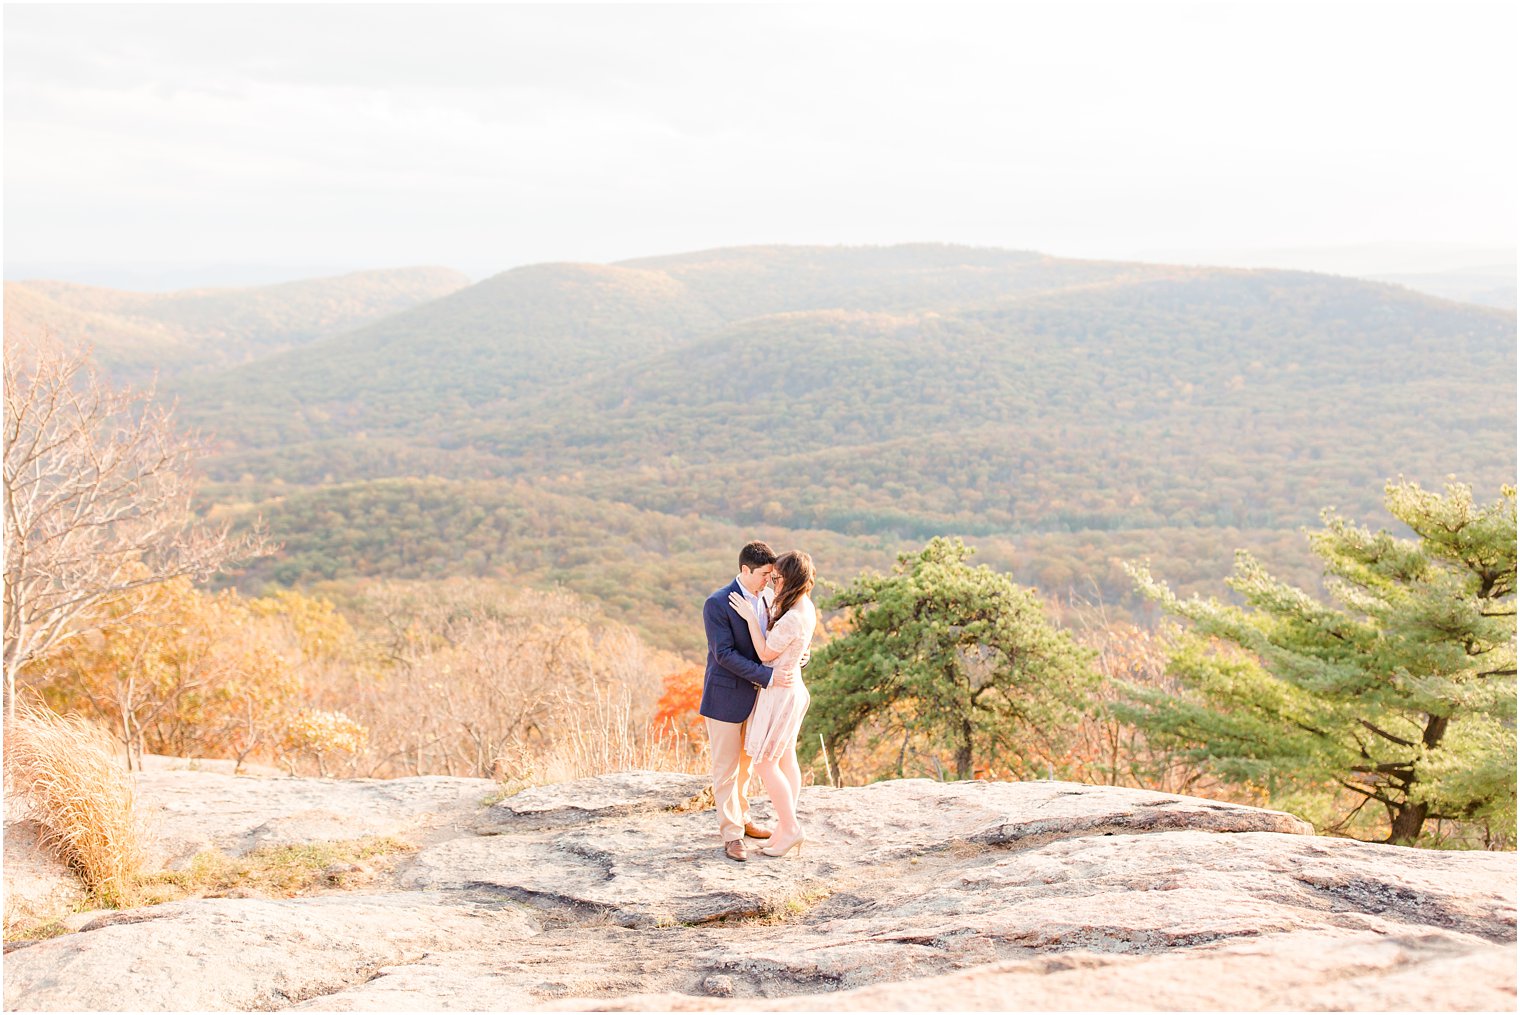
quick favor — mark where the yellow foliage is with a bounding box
[280,709,368,776]
[247,589,356,662]
[27,578,306,769]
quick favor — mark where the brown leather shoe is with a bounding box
[744,822,772,839]
[724,839,747,862]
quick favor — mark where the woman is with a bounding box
[727,549,816,857]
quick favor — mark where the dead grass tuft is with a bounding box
[723,884,834,926]
[671,784,716,813]
[141,836,415,902]
[2,893,90,943]
[4,702,146,907]
[2,915,73,942]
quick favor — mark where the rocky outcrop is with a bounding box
[3,893,535,1011]
[133,763,495,867]
[4,771,1514,1011]
[408,779,1317,929]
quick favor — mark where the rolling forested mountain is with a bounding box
[167,245,1515,653]
[3,267,471,382]
[179,246,1174,444]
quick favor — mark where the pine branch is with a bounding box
[1356,718,1416,748]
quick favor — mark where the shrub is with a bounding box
[279,709,369,776]
[28,576,305,771]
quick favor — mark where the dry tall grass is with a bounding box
[491,687,708,792]
[4,701,145,906]
[302,581,686,780]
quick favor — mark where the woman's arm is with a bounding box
[729,589,802,668]
[728,591,783,662]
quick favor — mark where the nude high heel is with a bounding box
[760,830,806,857]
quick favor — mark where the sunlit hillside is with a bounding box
[4,267,471,382]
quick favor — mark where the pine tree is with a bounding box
[1122,479,1516,845]
[804,537,1098,781]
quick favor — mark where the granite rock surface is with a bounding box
[4,770,1514,1011]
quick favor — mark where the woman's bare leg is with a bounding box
[782,746,803,802]
[753,757,799,837]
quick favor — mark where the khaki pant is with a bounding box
[706,716,755,842]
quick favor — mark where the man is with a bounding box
[699,540,784,862]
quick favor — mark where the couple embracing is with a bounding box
[699,541,817,863]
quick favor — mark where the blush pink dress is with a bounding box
[744,596,816,762]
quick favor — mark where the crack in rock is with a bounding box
[971,805,1314,852]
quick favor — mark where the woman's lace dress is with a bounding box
[744,596,816,762]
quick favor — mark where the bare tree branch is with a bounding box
[4,333,273,716]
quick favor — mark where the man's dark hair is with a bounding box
[738,540,778,571]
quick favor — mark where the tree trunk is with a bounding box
[1422,714,1449,748]
[955,716,972,780]
[1388,799,1429,844]
[122,675,138,770]
[5,611,20,721]
[1383,713,1449,844]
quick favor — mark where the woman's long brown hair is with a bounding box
[768,550,815,628]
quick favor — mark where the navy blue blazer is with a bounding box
[699,579,773,724]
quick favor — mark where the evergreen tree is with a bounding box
[804,537,1098,781]
[1122,480,1516,845]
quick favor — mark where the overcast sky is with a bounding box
[4,2,1516,287]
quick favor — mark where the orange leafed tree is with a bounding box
[651,666,705,740]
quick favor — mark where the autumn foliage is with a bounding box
[28,576,309,771]
[651,666,705,739]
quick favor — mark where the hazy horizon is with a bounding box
[3,237,1515,293]
[6,1,1515,293]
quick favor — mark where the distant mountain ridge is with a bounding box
[178,247,1197,441]
[3,266,471,382]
